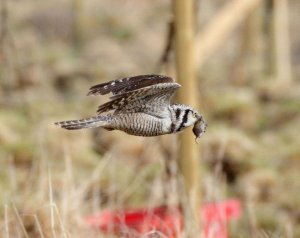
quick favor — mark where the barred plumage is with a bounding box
[55,75,207,140]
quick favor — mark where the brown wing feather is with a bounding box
[96,83,180,114]
[87,75,174,96]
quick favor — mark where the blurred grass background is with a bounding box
[0,0,300,237]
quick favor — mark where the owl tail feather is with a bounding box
[54,116,110,130]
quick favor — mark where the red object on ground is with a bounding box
[85,199,241,238]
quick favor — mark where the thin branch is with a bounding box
[12,204,30,238]
[156,21,175,73]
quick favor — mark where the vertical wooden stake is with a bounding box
[173,0,200,233]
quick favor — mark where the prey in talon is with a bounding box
[193,119,207,143]
[55,75,207,141]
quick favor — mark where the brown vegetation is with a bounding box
[1,0,300,237]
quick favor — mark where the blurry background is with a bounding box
[0,0,300,237]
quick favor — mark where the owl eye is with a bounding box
[192,112,197,118]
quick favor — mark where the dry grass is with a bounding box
[1,0,300,237]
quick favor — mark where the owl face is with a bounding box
[184,109,201,128]
[173,105,206,141]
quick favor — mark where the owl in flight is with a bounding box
[55,75,206,141]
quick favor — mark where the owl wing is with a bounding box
[87,75,181,116]
[87,75,174,96]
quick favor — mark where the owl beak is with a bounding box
[192,118,207,143]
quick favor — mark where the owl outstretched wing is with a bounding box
[88,75,174,96]
[87,75,181,116]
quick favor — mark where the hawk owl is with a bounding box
[55,75,206,141]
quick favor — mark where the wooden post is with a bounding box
[173,0,200,233]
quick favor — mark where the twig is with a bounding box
[4,204,9,238]
[12,204,30,238]
[156,21,175,74]
[53,204,69,238]
[33,215,45,238]
[48,167,57,238]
